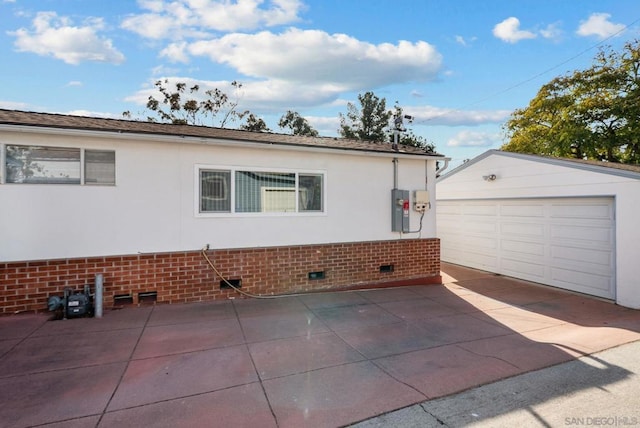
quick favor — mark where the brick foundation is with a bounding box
[0,239,441,315]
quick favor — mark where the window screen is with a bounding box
[236,171,296,213]
[85,150,115,185]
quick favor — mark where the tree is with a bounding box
[125,79,247,127]
[502,40,640,164]
[339,91,391,141]
[239,113,270,132]
[278,110,319,136]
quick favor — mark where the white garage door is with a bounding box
[437,197,615,299]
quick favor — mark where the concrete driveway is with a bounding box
[1,262,639,427]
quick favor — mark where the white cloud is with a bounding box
[454,35,476,47]
[540,22,563,40]
[65,81,83,87]
[183,29,442,90]
[121,13,180,40]
[303,115,340,136]
[407,106,511,126]
[576,13,625,39]
[125,76,346,113]
[65,110,122,118]
[447,130,500,147]
[493,17,537,43]
[122,0,305,39]
[159,42,190,63]
[0,100,30,110]
[151,64,181,76]
[9,11,125,65]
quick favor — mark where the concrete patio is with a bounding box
[1,263,639,427]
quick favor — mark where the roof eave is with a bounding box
[437,149,640,181]
[0,123,446,160]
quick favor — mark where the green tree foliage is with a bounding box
[239,113,270,132]
[339,91,391,141]
[127,79,248,127]
[278,110,319,136]
[502,40,640,164]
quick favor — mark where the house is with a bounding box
[436,149,640,309]
[0,109,446,314]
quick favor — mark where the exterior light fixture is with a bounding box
[483,174,497,181]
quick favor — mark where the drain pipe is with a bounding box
[437,158,450,177]
[393,157,398,189]
[95,274,104,318]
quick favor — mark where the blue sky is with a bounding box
[1,0,639,167]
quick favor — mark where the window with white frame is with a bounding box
[200,170,231,212]
[3,145,115,185]
[198,167,324,214]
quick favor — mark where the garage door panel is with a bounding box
[550,203,612,219]
[550,225,612,245]
[551,246,613,267]
[438,220,463,233]
[501,204,545,217]
[501,258,546,280]
[437,204,462,215]
[465,221,498,234]
[502,222,545,238]
[502,239,545,257]
[550,268,612,298]
[461,251,499,270]
[464,235,498,251]
[441,248,498,271]
[463,204,497,216]
[438,197,615,299]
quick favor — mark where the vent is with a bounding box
[113,294,133,305]
[138,291,157,303]
[308,271,326,280]
[379,264,394,273]
[220,278,242,289]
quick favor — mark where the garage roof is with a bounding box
[439,150,640,181]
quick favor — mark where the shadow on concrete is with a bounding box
[0,262,638,427]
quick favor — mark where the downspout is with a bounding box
[437,158,450,177]
[393,157,398,189]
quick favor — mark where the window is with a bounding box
[198,167,324,214]
[236,171,296,213]
[299,173,323,212]
[4,145,115,185]
[85,150,116,185]
[6,145,80,184]
[200,170,230,212]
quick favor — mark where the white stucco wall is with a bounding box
[0,128,439,262]
[437,152,640,309]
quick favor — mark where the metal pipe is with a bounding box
[95,274,104,318]
[393,157,398,189]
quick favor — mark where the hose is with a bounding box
[201,246,313,299]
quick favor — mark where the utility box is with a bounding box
[391,189,410,232]
[413,190,431,212]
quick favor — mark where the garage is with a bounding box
[436,150,640,309]
[438,197,615,299]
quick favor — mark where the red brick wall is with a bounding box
[0,239,440,315]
